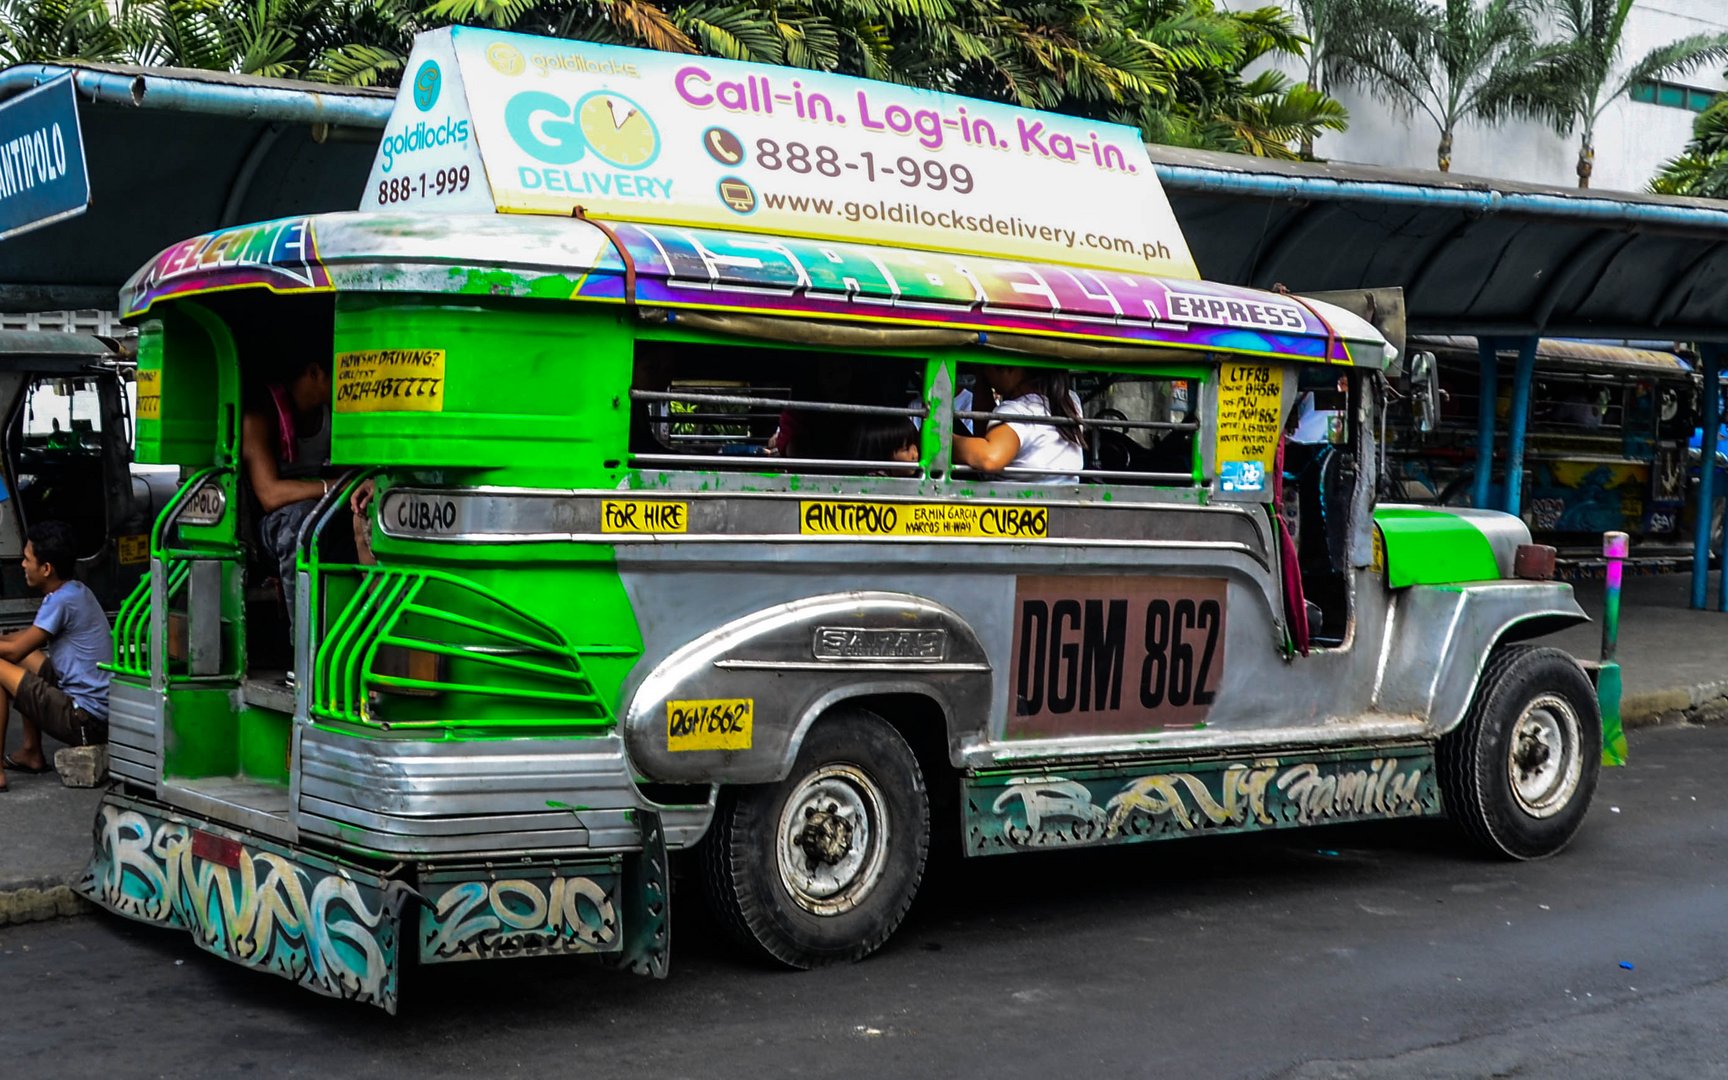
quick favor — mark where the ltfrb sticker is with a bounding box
[666,698,753,751]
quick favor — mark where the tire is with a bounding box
[1438,645,1601,860]
[699,707,930,968]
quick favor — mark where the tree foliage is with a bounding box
[1651,95,1728,199]
[0,0,1349,157]
[1510,0,1728,188]
[1325,0,1540,172]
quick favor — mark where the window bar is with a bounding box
[632,389,929,419]
[953,410,1199,432]
[630,453,922,473]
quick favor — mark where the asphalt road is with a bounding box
[5,725,1726,1080]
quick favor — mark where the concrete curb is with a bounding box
[0,877,90,926]
[1623,680,1728,729]
[5,683,1727,928]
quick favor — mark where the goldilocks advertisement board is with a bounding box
[360,26,1198,278]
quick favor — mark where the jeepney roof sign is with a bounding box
[357,27,1199,280]
[119,211,1393,368]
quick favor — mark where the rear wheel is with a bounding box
[699,708,930,967]
[1439,645,1601,859]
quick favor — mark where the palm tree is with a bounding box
[1134,2,1348,158]
[1328,0,1539,173]
[1284,0,1380,157]
[1651,95,1728,198]
[1519,0,1728,189]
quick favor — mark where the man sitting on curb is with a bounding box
[0,522,111,792]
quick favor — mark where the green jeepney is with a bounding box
[80,27,1603,1011]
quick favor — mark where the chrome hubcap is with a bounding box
[777,765,888,916]
[1508,693,1582,819]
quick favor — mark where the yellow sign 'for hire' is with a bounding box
[334,349,446,413]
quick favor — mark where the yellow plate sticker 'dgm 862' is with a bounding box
[334,349,446,413]
[798,501,1048,538]
[667,698,753,751]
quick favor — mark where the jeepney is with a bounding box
[1386,336,1711,570]
[79,27,1602,1012]
[0,329,174,621]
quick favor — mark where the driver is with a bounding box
[241,356,334,614]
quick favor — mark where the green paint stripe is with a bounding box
[1373,507,1502,588]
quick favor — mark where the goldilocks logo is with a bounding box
[486,42,524,75]
[504,90,660,169]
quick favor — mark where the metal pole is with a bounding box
[1473,338,1499,509]
[1692,344,1720,609]
[1503,337,1539,517]
[1600,531,1628,767]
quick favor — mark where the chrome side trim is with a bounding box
[973,716,1432,767]
[713,659,992,672]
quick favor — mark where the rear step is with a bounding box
[241,672,294,714]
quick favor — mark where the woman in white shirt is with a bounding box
[953,366,1085,482]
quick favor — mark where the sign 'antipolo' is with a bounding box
[0,74,90,241]
[361,26,1198,278]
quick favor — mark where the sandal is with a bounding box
[3,753,51,774]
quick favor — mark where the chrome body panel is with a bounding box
[294,728,712,857]
[1372,580,1588,737]
[105,679,161,787]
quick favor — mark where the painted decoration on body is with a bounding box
[359,26,1197,278]
[78,798,406,1011]
[121,213,1379,365]
[967,750,1440,854]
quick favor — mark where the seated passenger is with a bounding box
[953,366,1084,483]
[241,356,333,613]
[849,416,920,467]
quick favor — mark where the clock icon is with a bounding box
[575,91,660,170]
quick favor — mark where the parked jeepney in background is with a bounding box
[0,330,174,622]
[1386,336,1717,571]
[80,27,1604,1012]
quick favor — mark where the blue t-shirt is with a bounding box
[35,580,111,720]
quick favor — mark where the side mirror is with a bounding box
[1410,351,1440,433]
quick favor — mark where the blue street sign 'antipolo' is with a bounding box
[0,74,90,241]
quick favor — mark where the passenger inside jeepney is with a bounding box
[240,352,337,626]
[952,365,1084,482]
[847,415,921,470]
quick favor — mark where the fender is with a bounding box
[1372,580,1588,737]
[623,591,990,784]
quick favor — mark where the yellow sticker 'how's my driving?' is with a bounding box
[334,349,446,413]
[667,698,753,752]
[135,369,161,421]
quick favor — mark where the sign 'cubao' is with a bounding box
[360,26,1198,278]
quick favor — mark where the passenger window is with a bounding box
[1074,373,1197,483]
[630,342,926,475]
[952,367,1198,485]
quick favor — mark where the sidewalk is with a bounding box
[5,570,1728,925]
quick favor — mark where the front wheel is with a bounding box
[1439,645,1601,859]
[699,708,930,968]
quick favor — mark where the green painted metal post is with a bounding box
[1599,530,1627,766]
[1473,338,1499,509]
[1503,337,1539,517]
